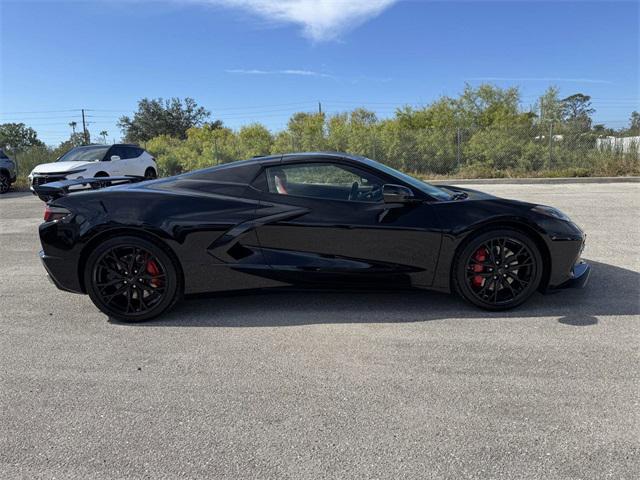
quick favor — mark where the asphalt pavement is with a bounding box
[1,183,638,479]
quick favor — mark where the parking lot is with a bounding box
[1,182,639,479]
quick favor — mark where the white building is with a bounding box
[596,136,640,154]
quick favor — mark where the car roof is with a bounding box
[73,143,140,148]
[245,152,367,166]
[179,152,373,184]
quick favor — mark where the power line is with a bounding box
[0,109,83,115]
[0,115,85,122]
[88,101,317,113]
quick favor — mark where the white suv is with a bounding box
[29,144,157,191]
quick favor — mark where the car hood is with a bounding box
[438,185,496,200]
[439,184,537,208]
[31,161,94,174]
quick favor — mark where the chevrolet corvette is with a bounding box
[35,152,590,321]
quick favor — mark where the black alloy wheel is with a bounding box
[85,236,181,321]
[454,229,543,310]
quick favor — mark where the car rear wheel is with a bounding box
[144,167,157,180]
[84,236,181,321]
[454,229,543,310]
[0,172,10,194]
[91,171,109,189]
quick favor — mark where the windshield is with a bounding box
[57,145,109,162]
[360,157,453,201]
[0,149,8,159]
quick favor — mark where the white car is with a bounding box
[29,144,157,191]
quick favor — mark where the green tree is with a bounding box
[145,135,184,176]
[286,112,326,151]
[395,98,458,129]
[377,119,417,170]
[118,97,211,142]
[624,111,640,136]
[0,123,44,152]
[238,123,273,158]
[537,86,563,126]
[455,84,522,127]
[592,124,616,136]
[561,93,594,131]
[203,120,224,130]
[271,130,295,154]
[130,84,636,182]
[326,113,350,152]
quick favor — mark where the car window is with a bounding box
[110,146,127,160]
[264,162,384,203]
[57,145,111,162]
[360,157,453,201]
[125,146,142,159]
[104,146,116,161]
[119,146,133,159]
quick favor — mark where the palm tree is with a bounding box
[69,121,77,135]
[100,130,108,144]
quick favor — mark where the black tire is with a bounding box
[84,236,181,321]
[453,228,543,310]
[144,167,157,180]
[0,172,10,194]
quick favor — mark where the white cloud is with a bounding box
[202,0,399,41]
[226,68,335,78]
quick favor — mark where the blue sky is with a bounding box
[1,0,638,145]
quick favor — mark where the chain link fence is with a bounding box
[268,124,640,179]
[8,123,640,189]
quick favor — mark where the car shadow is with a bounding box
[110,259,639,328]
[2,190,32,199]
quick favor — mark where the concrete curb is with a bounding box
[430,176,640,185]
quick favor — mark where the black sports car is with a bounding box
[36,152,590,321]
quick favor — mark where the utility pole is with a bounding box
[456,128,461,168]
[548,123,554,168]
[318,101,322,115]
[81,109,88,145]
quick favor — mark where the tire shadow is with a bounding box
[558,315,599,326]
[110,259,639,327]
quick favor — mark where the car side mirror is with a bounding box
[383,184,415,203]
[110,155,121,161]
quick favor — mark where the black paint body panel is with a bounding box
[38,153,587,298]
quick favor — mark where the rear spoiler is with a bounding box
[34,176,145,202]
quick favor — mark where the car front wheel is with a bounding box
[454,228,543,310]
[91,171,110,189]
[144,167,157,180]
[84,236,181,321]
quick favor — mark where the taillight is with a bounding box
[44,205,70,222]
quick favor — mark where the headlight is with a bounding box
[532,205,573,222]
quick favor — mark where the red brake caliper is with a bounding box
[472,247,488,288]
[146,259,162,288]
